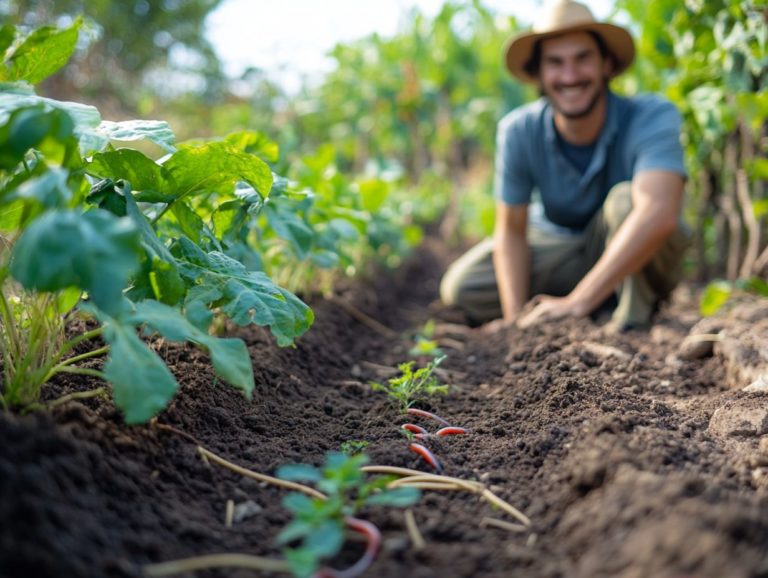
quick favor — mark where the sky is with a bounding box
[206,0,615,91]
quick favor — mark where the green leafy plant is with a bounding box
[0,21,313,422]
[276,452,420,578]
[371,356,449,413]
[339,439,370,455]
[700,277,768,316]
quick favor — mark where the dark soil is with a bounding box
[2,236,768,578]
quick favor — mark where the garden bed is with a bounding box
[2,236,768,578]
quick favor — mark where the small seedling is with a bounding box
[339,439,370,455]
[276,452,420,578]
[370,356,449,413]
[408,319,445,358]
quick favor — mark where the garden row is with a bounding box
[0,20,440,423]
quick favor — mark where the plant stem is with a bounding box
[362,465,531,526]
[480,517,528,533]
[57,327,106,359]
[45,346,109,381]
[47,387,107,409]
[197,446,327,500]
[40,327,106,382]
[143,553,290,577]
[0,289,21,360]
[53,366,107,380]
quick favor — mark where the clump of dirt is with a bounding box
[2,237,768,578]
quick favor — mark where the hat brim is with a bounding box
[504,23,635,84]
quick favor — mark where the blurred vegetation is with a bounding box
[615,0,767,282]
[5,0,767,279]
[1,0,226,114]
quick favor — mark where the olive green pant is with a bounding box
[440,182,691,328]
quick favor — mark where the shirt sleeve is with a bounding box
[630,97,688,179]
[494,112,534,206]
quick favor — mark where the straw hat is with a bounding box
[504,0,635,84]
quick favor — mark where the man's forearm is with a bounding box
[493,232,530,320]
[569,201,677,313]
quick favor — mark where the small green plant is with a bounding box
[700,277,768,316]
[276,452,419,578]
[370,356,449,413]
[408,319,445,358]
[409,336,444,358]
[339,439,369,455]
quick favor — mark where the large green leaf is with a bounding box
[172,237,314,346]
[224,130,279,163]
[87,149,167,197]
[0,105,74,169]
[9,209,141,316]
[0,25,15,58]
[0,85,103,154]
[125,300,254,397]
[96,120,176,154]
[700,281,732,317]
[164,141,273,200]
[147,256,187,305]
[102,319,178,425]
[264,200,315,259]
[171,200,205,244]
[0,167,72,221]
[3,19,81,84]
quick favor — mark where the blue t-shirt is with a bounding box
[493,91,687,231]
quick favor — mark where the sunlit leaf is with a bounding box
[700,281,732,317]
[4,18,81,84]
[96,120,176,153]
[87,149,166,197]
[173,237,314,346]
[165,141,272,199]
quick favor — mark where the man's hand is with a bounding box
[480,316,517,334]
[516,294,590,328]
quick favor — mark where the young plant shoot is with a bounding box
[276,451,420,578]
[370,356,449,413]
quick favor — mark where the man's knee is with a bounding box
[439,266,463,307]
[602,181,633,228]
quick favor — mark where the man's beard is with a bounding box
[542,78,609,119]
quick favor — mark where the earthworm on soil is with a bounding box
[409,442,443,472]
[314,516,381,578]
[436,426,468,436]
[401,423,429,435]
[406,407,451,426]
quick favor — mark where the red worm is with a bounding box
[406,407,450,426]
[409,442,443,473]
[436,426,468,436]
[314,516,381,578]
[401,423,428,435]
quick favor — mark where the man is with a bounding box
[440,0,690,331]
